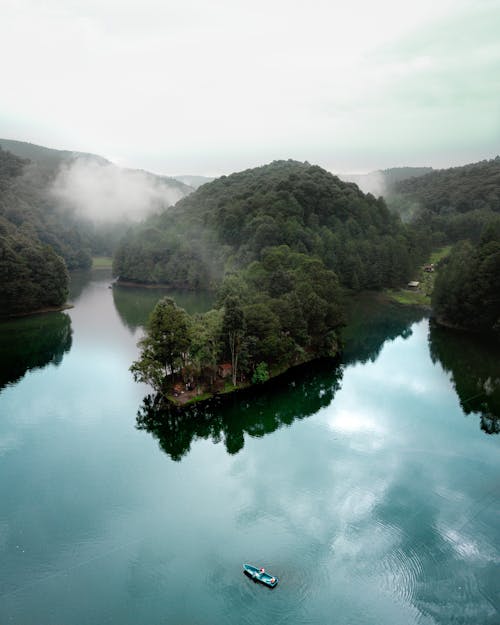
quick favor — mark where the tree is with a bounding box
[222,296,245,386]
[252,362,269,384]
[130,297,191,394]
[189,309,223,386]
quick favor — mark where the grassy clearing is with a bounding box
[385,245,452,308]
[385,289,430,307]
[92,256,113,269]
[429,245,452,265]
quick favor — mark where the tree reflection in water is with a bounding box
[136,294,430,460]
[137,359,342,461]
[429,321,500,434]
[0,312,72,390]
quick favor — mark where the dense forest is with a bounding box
[127,161,431,400]
[114,160,425,291]
[432,219,500,336]
[388,157,500,238]
[0,139,195,316]
[0,148,69,316]
[0,139,193,269]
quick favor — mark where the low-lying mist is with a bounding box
[51,157,189,223]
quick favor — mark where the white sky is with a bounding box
[0,0,499,175]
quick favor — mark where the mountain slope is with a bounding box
[389,156,500,239]
[0,139,195,269]
[0,148,69,316]
[114,159,421,290]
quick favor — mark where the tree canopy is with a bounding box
[114,159,423,291]
[432,219,500,336]
[0,148,69,316]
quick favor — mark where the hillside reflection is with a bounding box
[137,359,342,461]
[0,312,72,390]
[429,321,500,434]
[113,285,214,332]
[341,293,426,365]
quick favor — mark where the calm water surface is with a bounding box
[0,270,498,625]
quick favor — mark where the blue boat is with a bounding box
[243,564,279,588]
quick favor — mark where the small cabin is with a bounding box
[218,363,233,379]
[407,281,420,289]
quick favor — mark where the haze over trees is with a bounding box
[0,139,196,316]
[388,156,500,238]
[0,139,194,269]
[127,160,426,398]
[114,160,424,291]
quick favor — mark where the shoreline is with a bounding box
[163,353,339,407]
[115,279,209,291]
[0,303,74,320]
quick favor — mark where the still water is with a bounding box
[0,270,498,625]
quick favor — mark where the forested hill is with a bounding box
[0,148,68,316]
[388,157,500,238]
[0,138,108,174]
[0,139,193,196]
[0,139,194,270]
[114,159,424,290]
[432,220,500,337]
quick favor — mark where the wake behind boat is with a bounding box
[243,564,279,588]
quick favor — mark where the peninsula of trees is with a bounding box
[126,160,428,402]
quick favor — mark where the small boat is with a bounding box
[243,564,279,588]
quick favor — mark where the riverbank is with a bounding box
[384,245,451,309]
[161,354,340,407]
[0,303,74,320]
[164,348,340,407]
[92,256,113,269]
[116,279,205,290]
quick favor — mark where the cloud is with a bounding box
[50,157,187,222]
[0,0,498,173]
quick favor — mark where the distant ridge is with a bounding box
[0,138,194,195]
[173,174,215,189]
[340,167,433,197]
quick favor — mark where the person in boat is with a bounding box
[259,568,265,575]
[270,577,276,583]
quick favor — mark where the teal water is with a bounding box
[0,270,498,625]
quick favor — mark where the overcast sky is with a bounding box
[1,0,499,176]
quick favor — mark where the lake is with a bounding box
[0,269,499,625]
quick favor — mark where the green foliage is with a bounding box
[0,147,94,270]
[252,362,269,384]
[389,157,500,249]
[432,219,500,335]
[114,160,420,290]
[0,147,70,315]
[222,296,246,385]
[131,297,192,393]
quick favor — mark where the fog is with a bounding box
[51,157,191,223]
[340,171,387,197]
